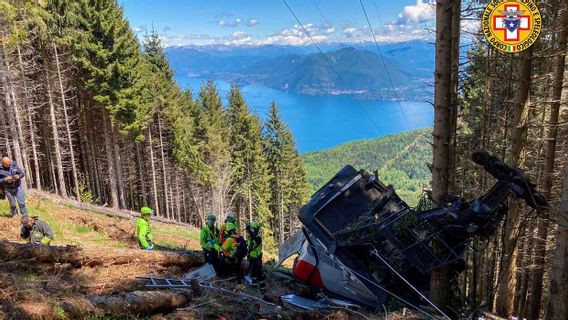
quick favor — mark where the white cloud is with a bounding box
[218,17,257,28]
[343,26,366,39]
[256,23,330,46]
[224,31,254,45]
[321,23,335,34]
[395,0,435,25]
[133,26,146,34]
[217,18,243,28]
[159,33,215,46]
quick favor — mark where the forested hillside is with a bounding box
[428,0,568,318]
[0,0,309,250]
[303,129,431,205]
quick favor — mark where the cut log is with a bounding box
[0,241,203,268]
[61,290,192,318]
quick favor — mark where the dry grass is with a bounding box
[0,194,200,250]
[0,194,423,320]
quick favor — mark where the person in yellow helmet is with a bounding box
[20,215,54,245]
[200,213,220,266]
[136,207,154,250]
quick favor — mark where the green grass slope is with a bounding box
[302,129,432,206]
[0,192,199,250]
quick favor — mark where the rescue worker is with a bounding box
[0,156,27,217]
[20,215,54,245]
[200,214,220,265]
[219,213,237,244]
[246,221,265,289]
[136,207,154,250]
[219,221,246,280]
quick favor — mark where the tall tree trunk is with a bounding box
[545,7,568,319]
[0,37,26,188]
[0,101,12,157]
[175,173,181,223]
[157,114,170,219]
[111,123,126,209]
[41,45,67,196]
[448,0,460,194]
[148,126,160,216]
[16,42,41,189]
[135,142,148,206]
[430,0,459,309]
[495,47,532,318]
[548,158,568,320]
[101,108,118,209]
[14,42,34,188]
[53,44,80,198]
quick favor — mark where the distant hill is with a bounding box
[302,129,432,206]
[166,41,434,101]
[239,47,414,99]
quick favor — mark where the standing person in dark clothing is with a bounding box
[246,220,265,289]
[20,215,54,245]
[0,156,27,217]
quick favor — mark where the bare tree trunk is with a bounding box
[135,142,147,205]
[111,123,126,209]
[548,158,568,320]
[527,76,564,320]
[495,47,532,318]
[16,42,41,189]
[0,102,12,156]
[41,45,67,196]
[545,7,568,319]
[157,113,170,219]
[0,38,26,188]
[101,108,118,209]
[175,172,181,223]
[248,187,253,222]
[14,42,34,188]
[430,0,459,309]
[148,126,160,216]
[53,43,79,198]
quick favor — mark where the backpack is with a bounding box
[234,234,248,259]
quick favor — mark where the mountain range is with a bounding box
[166,40,434,101]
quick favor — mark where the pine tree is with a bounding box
[227,85,275,251]
[195,80,230,217]
[263,101,308,244]
[71,0,142,208]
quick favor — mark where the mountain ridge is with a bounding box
[167,41,434,101]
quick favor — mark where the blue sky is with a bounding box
[118,0,438,46]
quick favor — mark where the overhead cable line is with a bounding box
[282,0,386,137]
[359,0,410,131]
[312,0,342,43]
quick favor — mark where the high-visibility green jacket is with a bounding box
[200,225,220,250]
[247,233,262,259]
[136,217,152,248]
[221,237,237,257]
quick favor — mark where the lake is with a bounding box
[176,74,434,153]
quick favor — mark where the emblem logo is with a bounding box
[482,0,541,53]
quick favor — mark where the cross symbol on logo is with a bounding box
[493,4,530,41]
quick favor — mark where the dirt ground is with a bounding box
[0,195,424,320]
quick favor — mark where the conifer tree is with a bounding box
[263,101,307,244]
[226,85,275,251]
[195,80,230,217]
